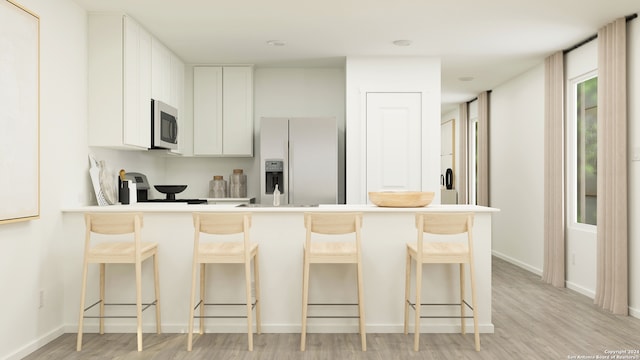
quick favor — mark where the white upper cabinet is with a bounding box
[151,38,185,110]
[151,38,185,155]
[88,13,151,149]
[151,38,186,154]
[193,66,254,156]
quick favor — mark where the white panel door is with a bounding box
[366,92,422,196]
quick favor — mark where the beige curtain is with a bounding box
[542,51,565,287]
[476,92,489,206]
[458,103,469,204]
[595,18,628,315]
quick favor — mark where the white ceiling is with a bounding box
[72,0,639,114]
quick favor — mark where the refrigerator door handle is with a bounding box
[288,140,294,204]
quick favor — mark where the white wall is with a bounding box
[489,64,545,274]
[345,57,441,204]
[165,67,346,203]
[0,0,86,358]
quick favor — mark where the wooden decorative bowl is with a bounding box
[368,191,435,207]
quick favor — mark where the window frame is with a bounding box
[567,70,598,232]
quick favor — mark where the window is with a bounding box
[574,75,597,225]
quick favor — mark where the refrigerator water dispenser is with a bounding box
[265,160,284,194]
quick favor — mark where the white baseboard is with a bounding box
[65,322,495,334]
[491,250,543,276]
[5,326,64,360]
[565,280,595,299]
[629,306,640,319]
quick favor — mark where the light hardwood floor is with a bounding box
[23,257,640,359]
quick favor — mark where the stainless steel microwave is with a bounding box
[151,99,178,150]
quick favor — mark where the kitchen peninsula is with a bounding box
[61,204,498,335]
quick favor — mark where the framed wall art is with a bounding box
[0,0,40,224]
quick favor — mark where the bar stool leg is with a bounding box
[356,258,366,351]
[245,260,254,351]
[470,260,480,351]
[187,258,198,351]
[199,264,206,335]
[135,260,143,352]
[460,263,466,335]
[254,251,262,334]
[413,261,422,351]
[76,258,89,351]
[99,263,105,334]
[300,249,310,351]
[154,253,161,334]
[403,250,411,335]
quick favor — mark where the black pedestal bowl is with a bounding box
[154,185,187,200]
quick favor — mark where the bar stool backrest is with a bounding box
[194,212,251,235]
[85,212,143,235]
[304,212,362,235]
[415,212,474,261]
[416,212,473,235]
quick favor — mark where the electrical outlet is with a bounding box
[39,290,44,309]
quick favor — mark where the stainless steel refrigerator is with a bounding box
[260,117,338,205]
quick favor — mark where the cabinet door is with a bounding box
[151,38,171,104]
[123,16,151,149]
[222,66,253,156]
[193,66,223,155]
[366,92,422,196]
[170,55,185,154]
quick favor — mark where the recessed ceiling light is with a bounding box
[393,40,412,47]
[458,76,475,82]
[266,40,286,46]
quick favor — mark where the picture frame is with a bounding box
[0,0,40,224]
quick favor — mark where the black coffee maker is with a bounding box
[123,172,150,201]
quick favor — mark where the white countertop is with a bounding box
[62,203,499,213]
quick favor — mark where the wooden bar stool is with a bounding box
[76,212,161,352]
[187,212,261,351]
[404,212,479,351]
[301,212,366,351]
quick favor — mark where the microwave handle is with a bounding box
[172,120,178,143]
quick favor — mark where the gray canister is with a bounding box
[229,169,247,198]
[209,175,227,198]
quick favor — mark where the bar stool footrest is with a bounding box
[193,300,258,318]
[82,299,158,319]
[406,300,474,318]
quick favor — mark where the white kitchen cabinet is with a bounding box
[151,39,170,105]
[151,38,185,155]
[88,13,151,149]
[151,39,185,110]
[193,66,254,156]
